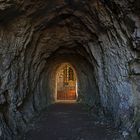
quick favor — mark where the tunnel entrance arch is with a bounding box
[55,63,78,102]
[46,54,99,105]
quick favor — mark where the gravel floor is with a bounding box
[22,103,121,140]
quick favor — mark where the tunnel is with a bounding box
[42,46,100,106]
[0,0,140,139]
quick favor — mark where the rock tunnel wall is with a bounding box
[0,0,140,139]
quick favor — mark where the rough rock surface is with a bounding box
[0,0,140,139]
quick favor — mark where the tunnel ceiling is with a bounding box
[0,0,140,139]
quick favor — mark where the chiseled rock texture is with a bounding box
[0,0,140,139]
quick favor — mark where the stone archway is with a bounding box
[55,63,78,102]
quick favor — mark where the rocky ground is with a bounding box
[21,103,121,140]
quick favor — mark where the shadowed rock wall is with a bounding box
[0,0,140,139]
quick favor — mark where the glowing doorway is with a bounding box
[56,63,77,101]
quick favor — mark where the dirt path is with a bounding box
[22,103,120,140]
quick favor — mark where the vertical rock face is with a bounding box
[0,0,140,139]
